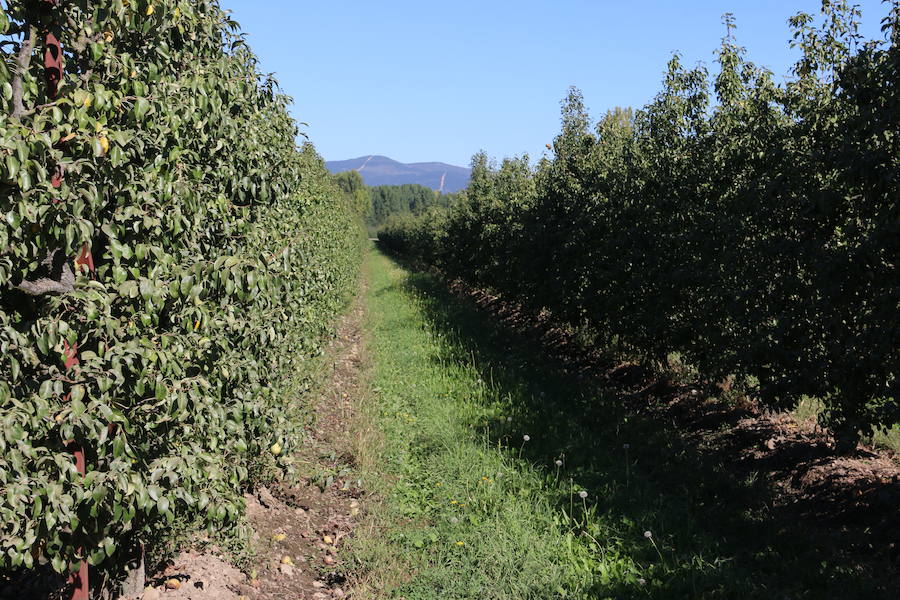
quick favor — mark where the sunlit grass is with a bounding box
[351,250,616,598]
[349,246,893,599]
[793,396,900,455]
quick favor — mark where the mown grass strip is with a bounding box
[350,247,891,599]
[352,249,617,599]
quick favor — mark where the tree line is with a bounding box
[333,170,457,233]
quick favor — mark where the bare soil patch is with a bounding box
[135,296,368,600]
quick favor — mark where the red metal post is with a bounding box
[43,31,61,99]
[41,2,91,597]
[62,260,92,600]
[75,244,94,273]
[43,28,65,188]
[61,340,89,600]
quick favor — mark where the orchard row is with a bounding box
[381,2,899,450]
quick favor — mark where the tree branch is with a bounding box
[10,248,75,296]
[10,25,37,120]
[18,99,62,118]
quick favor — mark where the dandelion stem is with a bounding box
[625,447,630,488]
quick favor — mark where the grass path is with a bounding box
[348,247,893,599]
[351,249,609,599]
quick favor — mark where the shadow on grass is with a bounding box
[383,247,898,600]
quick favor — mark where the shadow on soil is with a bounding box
[384,247,899,600]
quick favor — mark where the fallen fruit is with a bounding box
[280,555,294,565]
[272,533,286,542]
[323,555,335,565]
[164,578,181,590]
[270,442,282,455]
[323,535,333,545]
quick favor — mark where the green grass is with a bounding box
[350,246,895,599]
[872,426,900,453]
[352,250,610,598]
[792,396,900,454]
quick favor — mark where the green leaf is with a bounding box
[39,379,54,399]
[18,169,31,191]
[6,154,19,180]
[134,97,151,119]
[71,397,85,418]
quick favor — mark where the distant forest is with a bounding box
[333,171,458,233]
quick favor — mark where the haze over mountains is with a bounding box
[326,155,471,193]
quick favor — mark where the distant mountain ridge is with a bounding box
[326,155,470,193]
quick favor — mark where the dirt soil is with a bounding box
[445,278,900,576]
[133,297,368,600]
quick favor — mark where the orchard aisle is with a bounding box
[347,246,899,600]
[350,248,601,599]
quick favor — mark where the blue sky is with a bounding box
[223,1,893,167]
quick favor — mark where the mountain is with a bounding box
[326,155,470,193]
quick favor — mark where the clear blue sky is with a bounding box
[223,0,892,167]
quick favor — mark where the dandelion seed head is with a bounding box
[643,530,653,539]
[638,578,647,586]
[523,434,531,442]
[555,459,563,467]
[579,490,588,499]
[506,416,513,422]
